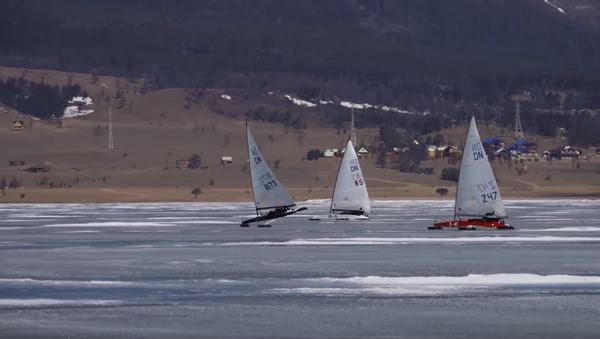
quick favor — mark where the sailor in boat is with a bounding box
[466,217,505,224]
[339,207,365,216]
[267,206,290,216]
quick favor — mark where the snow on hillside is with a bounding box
[283,94,426,116]
[544,0,567,15]
[68,97,93,105]
[284,95,317,107]
[63,96,94,118]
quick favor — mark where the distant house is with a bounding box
[425,145,437,159]
[8,160,26,166]
[323,149,338,158]
[511,140,537,154]
[482,137,504,147]
[176,159,189,167]
[13,121,23,132]
[443,146,460,158]
[357,147,369,158]
[221,156,233,164]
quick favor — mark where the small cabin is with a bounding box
[13,121,24,132]
[8,160,26,166]
[323,149,338,158]
[221,156,233,164]
[176,159,189,167]
[357,147,369,158]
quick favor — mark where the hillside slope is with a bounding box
[1,0,599,91]
[1,68,599,203]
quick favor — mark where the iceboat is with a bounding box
[241,123,307,227]
[429,117,514,230]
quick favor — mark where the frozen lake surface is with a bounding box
[1,200,600,338]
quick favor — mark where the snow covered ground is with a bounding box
[63,96,94,118]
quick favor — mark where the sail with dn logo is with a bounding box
[329,139,371,220]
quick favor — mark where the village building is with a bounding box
[323,149,338,158]
[12,121,23,132]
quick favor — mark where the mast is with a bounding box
[454,116,472,220]
[350,106,356,148]
[108,106,114,149]
[329,135,352,214]
[246,120,259,217]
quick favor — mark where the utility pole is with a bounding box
[514,99,524,139]
[108,106,114,149]
[350,106,356,148]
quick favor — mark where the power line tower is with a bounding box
[108,106,114,149]
[514,99,524,139]
[350,106,357,148]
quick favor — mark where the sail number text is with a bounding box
[259,172,278,191]
[477,181,496,192]
[481,191,498,203]
[472,142,485,161]
[263,180,278,191]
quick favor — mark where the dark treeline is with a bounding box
[2,0,600,98]
[0,77,84,119]
[2,0,600,145]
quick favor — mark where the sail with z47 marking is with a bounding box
[330,139,371,214]
[246,126,296,210]
[455,117,506,218]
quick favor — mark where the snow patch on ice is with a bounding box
[522,227,600,232]
[270,274,600,296]
[43,221,173,227]
[0,299,121,307]
[218,236,600,247]
[0,278,135,287]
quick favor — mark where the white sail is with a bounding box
[246,126,296,210]
[455,117,506,218]
[330,139,371,214]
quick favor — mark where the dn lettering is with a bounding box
[473,151,484,161]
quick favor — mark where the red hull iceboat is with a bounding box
[429,117,514,231]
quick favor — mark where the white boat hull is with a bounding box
[330,214,369,221]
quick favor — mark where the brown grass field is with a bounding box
[1,67,599,203]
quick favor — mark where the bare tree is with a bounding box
[224,135,230,147]
[90,73,99,84]
[191,188,202,199]
[298,131,305,146]
[435,188,449,197]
